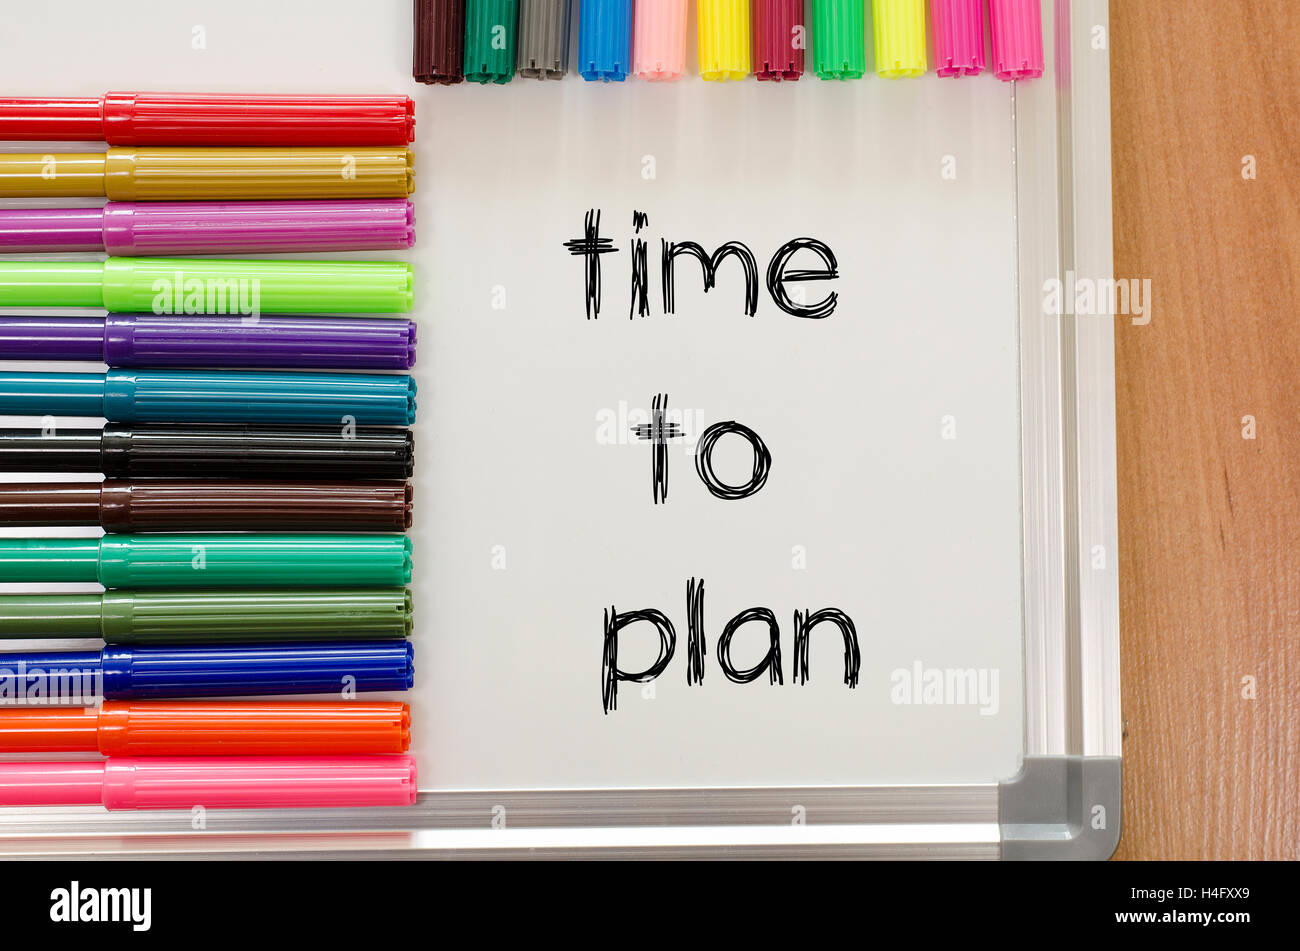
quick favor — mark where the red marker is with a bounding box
[0,92,415,146]
[0,702,411,756]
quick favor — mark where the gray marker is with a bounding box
[517,0,572,79]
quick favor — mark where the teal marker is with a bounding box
[0,370,416,425]
[0,536,412,588]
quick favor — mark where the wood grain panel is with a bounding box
[1109,0,1299,859]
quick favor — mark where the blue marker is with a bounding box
[0,642,415,700]
[578,0,633,81]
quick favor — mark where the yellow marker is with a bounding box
[873,0,928,78]
[698,0,751,82]
[0,147,414,200]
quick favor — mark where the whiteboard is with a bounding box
[0,0,1025,792]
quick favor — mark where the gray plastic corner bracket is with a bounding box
[998,755,1122,860]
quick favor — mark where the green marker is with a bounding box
[812,0,867,79]
[0,589,412,643]
[465,0,519,83]
[0,258,414,314]
[0,536,412,588]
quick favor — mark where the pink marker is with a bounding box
[930,0,985,77]
[0,756,418,810]
[632,0,689,80]
[988,0,1044,81]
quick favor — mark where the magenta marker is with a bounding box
[930,0,985,77]
[988,0,1044,81]
[0,199,416,255]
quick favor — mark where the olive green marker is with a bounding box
[0,589,412,643]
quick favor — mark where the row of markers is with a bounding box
[0,94,423,812]
[414,0,1044,84]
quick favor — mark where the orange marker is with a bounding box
[0,701,411,756]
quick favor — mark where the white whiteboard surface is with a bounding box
[0,0,1026,791]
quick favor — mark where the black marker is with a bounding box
[0,424,414,480]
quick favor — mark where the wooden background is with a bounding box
[1110,0,1299,859]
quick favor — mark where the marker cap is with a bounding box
[98,257,416,315]
[100,199,416,255]
[752,0,805,81]
[465,0,520,83]
[633,0,688,80]
[108,534,414,588]
[517,0,572,79]
[99,641,417,699]
[873,0,929,78]
[578,0,634,81]
[97,588,414,644]
[930,0,986,76]
[698,0,752,81]
[811,0,867,79]
[414,0,467,84]
[989,0,1044,80]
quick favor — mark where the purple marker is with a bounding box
[0,314,417,370]
[0,199,416,254]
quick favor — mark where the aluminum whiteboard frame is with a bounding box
[0,0,1119,860]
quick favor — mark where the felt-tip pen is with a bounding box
[0,315,418,371]
[0,642,415,699]
[0,425,416,480]
[0,200,416,255]
[0,92,415,146]
[0,481,412,533]
[0,148,414,200]
[0,534,412,587]
[0,258,414,314]
[0,756,419,809]
[0,702,411,755]
[0,369,417,426]
[0,588,414,644]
